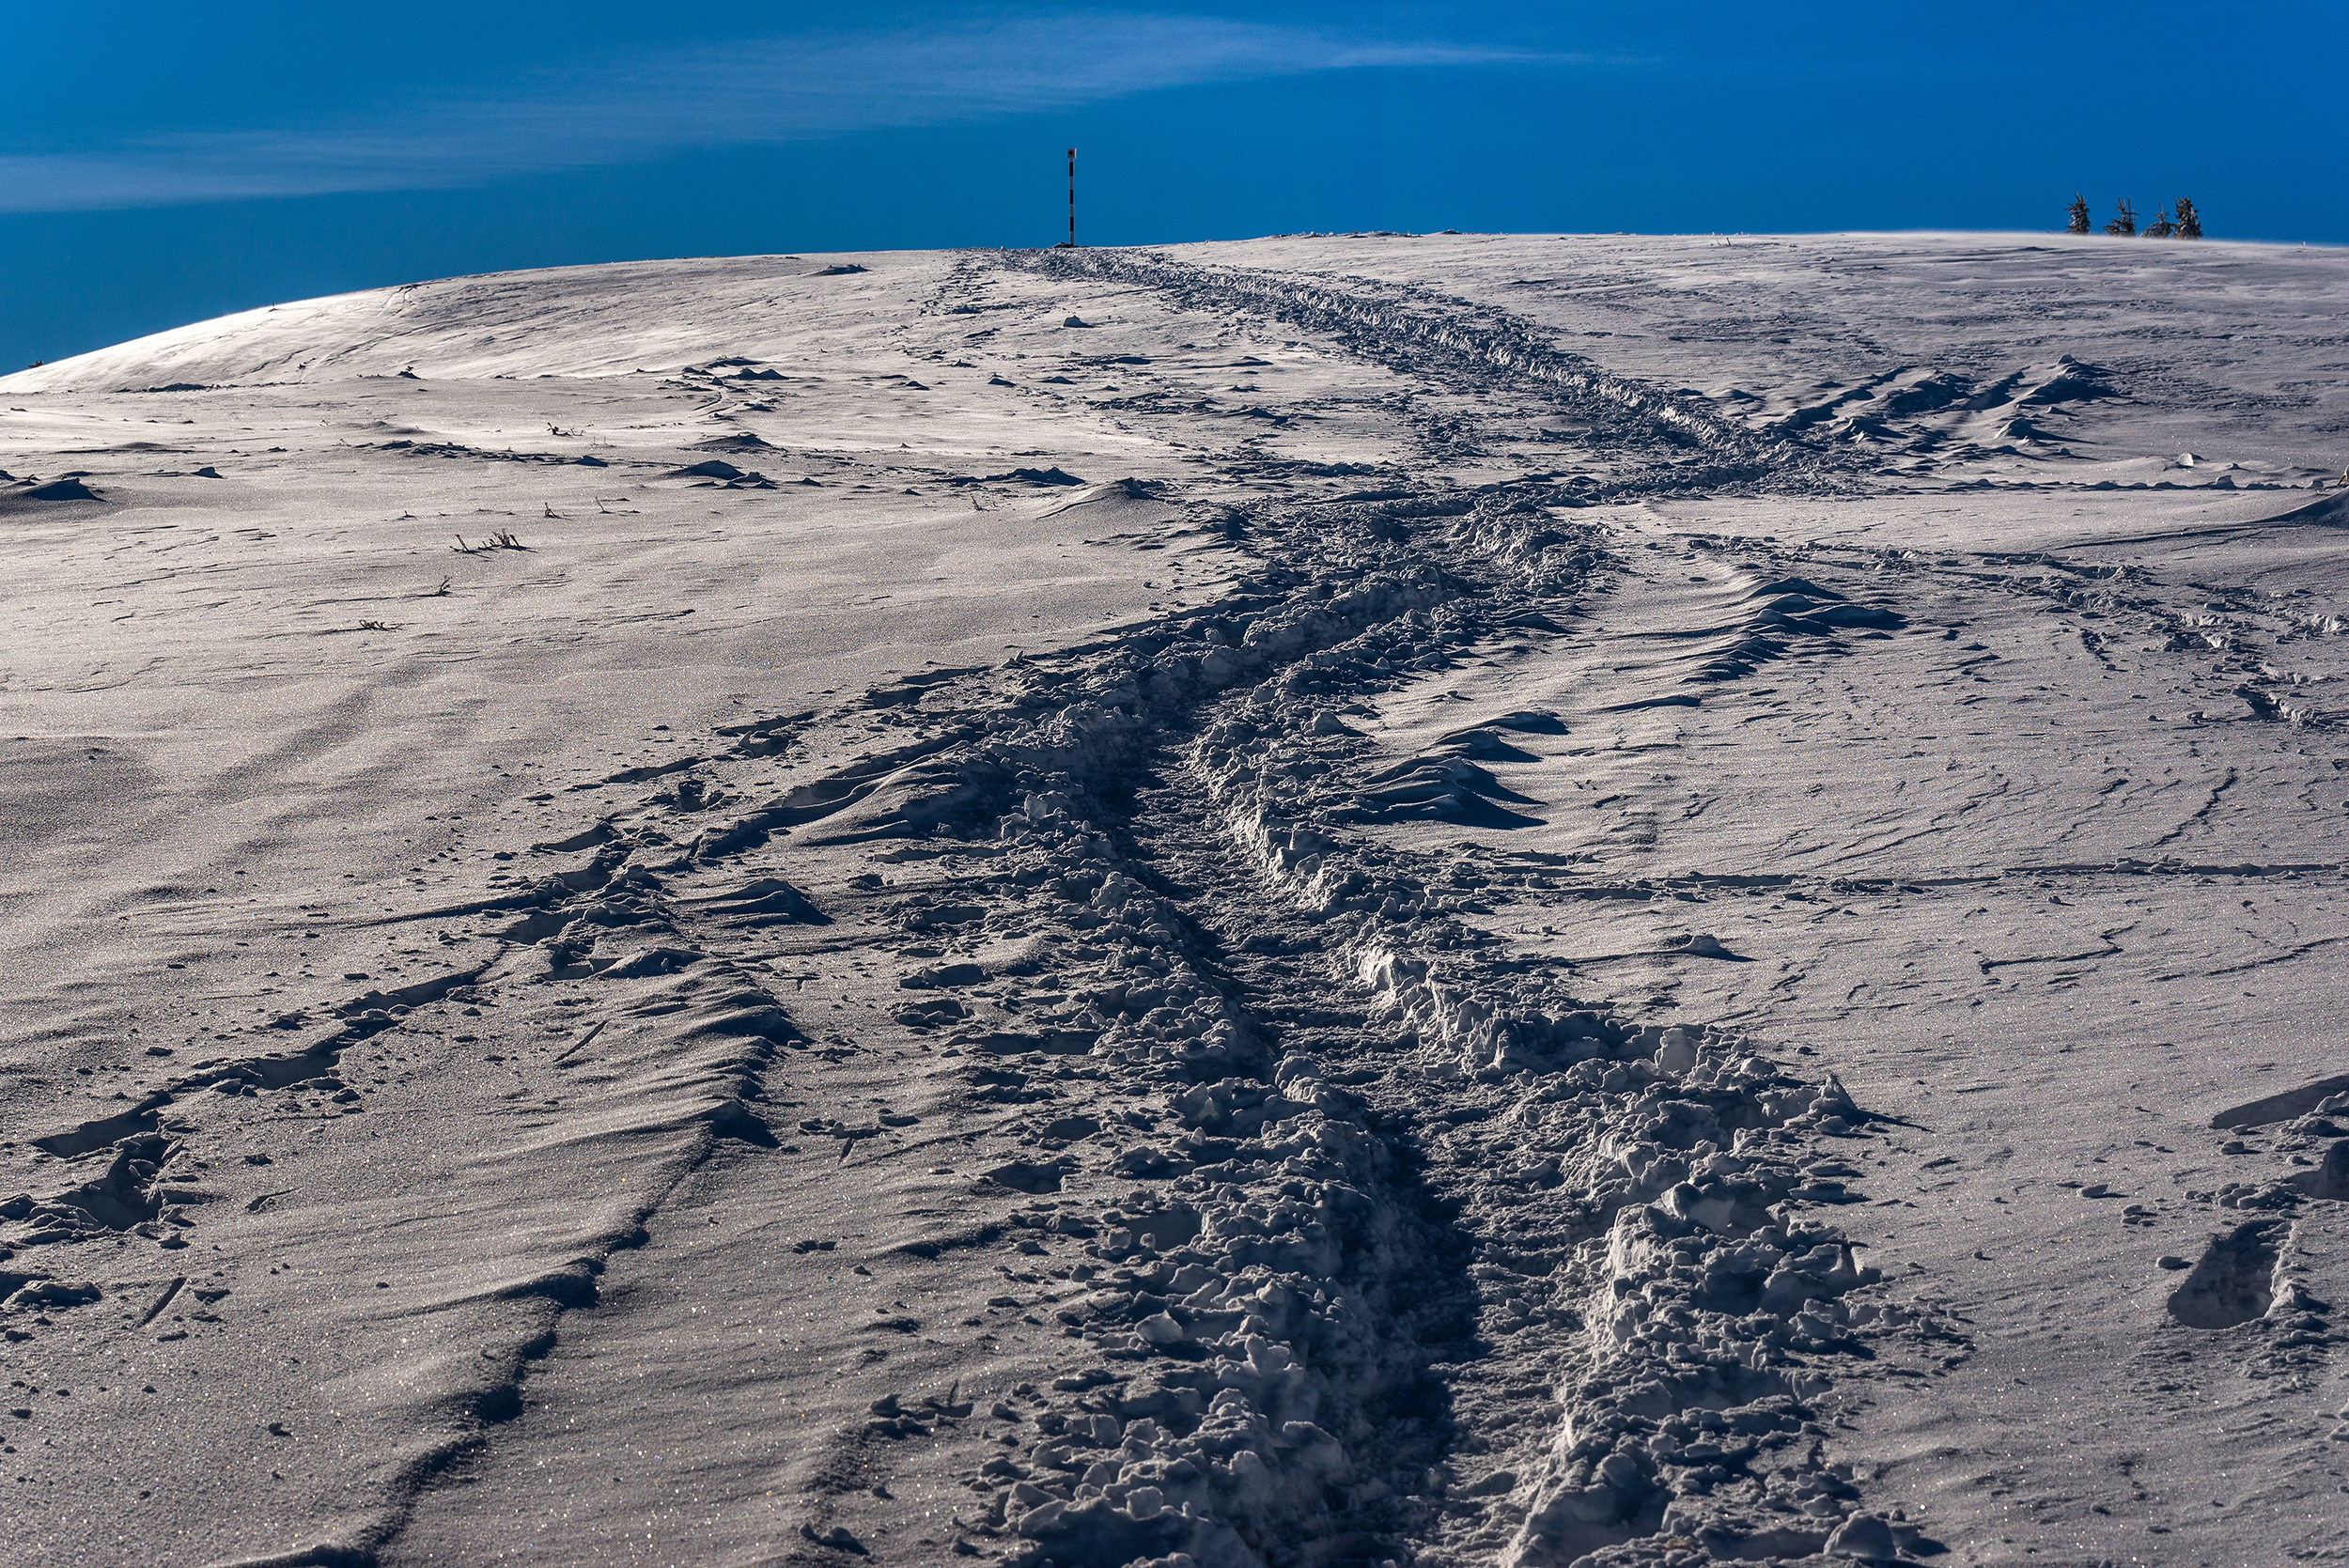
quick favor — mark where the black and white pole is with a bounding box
[1066,147,1077,248]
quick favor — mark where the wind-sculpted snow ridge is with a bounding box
[1011,248,1814,489]
[659,470,1952,1565]
[3,824,805,1561]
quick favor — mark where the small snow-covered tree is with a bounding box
[2067,194,2092,234]
[2175,197,2203,239]
[2143,206,2176,238]
[2105,198,2137,237]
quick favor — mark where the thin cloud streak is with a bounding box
[0,16,1567,213]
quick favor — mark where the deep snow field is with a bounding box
[3,231,2348,1568]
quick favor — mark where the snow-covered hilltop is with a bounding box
[4,232,2347,1567]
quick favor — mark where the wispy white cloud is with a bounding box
[0,15,1559,212]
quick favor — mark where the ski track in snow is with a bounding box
[4,233,2349,1566]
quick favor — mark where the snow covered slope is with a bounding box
[3,232,2347,1568]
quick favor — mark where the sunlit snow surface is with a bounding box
[3,233,2348,1567]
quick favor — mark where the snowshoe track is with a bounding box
[1010,248,1836,492]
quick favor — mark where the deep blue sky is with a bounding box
[7,2,2343,370]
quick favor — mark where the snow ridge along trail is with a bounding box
[6,233,2349,1566]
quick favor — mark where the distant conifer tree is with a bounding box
[2143,206,2176,238]
[2175,197,2203,239]
[2067,194,2092,234]
[2105,198,2137,237]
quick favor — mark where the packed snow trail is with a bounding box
[0,250,1962,1568]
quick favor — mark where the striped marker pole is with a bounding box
[1067,148,1077,247]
